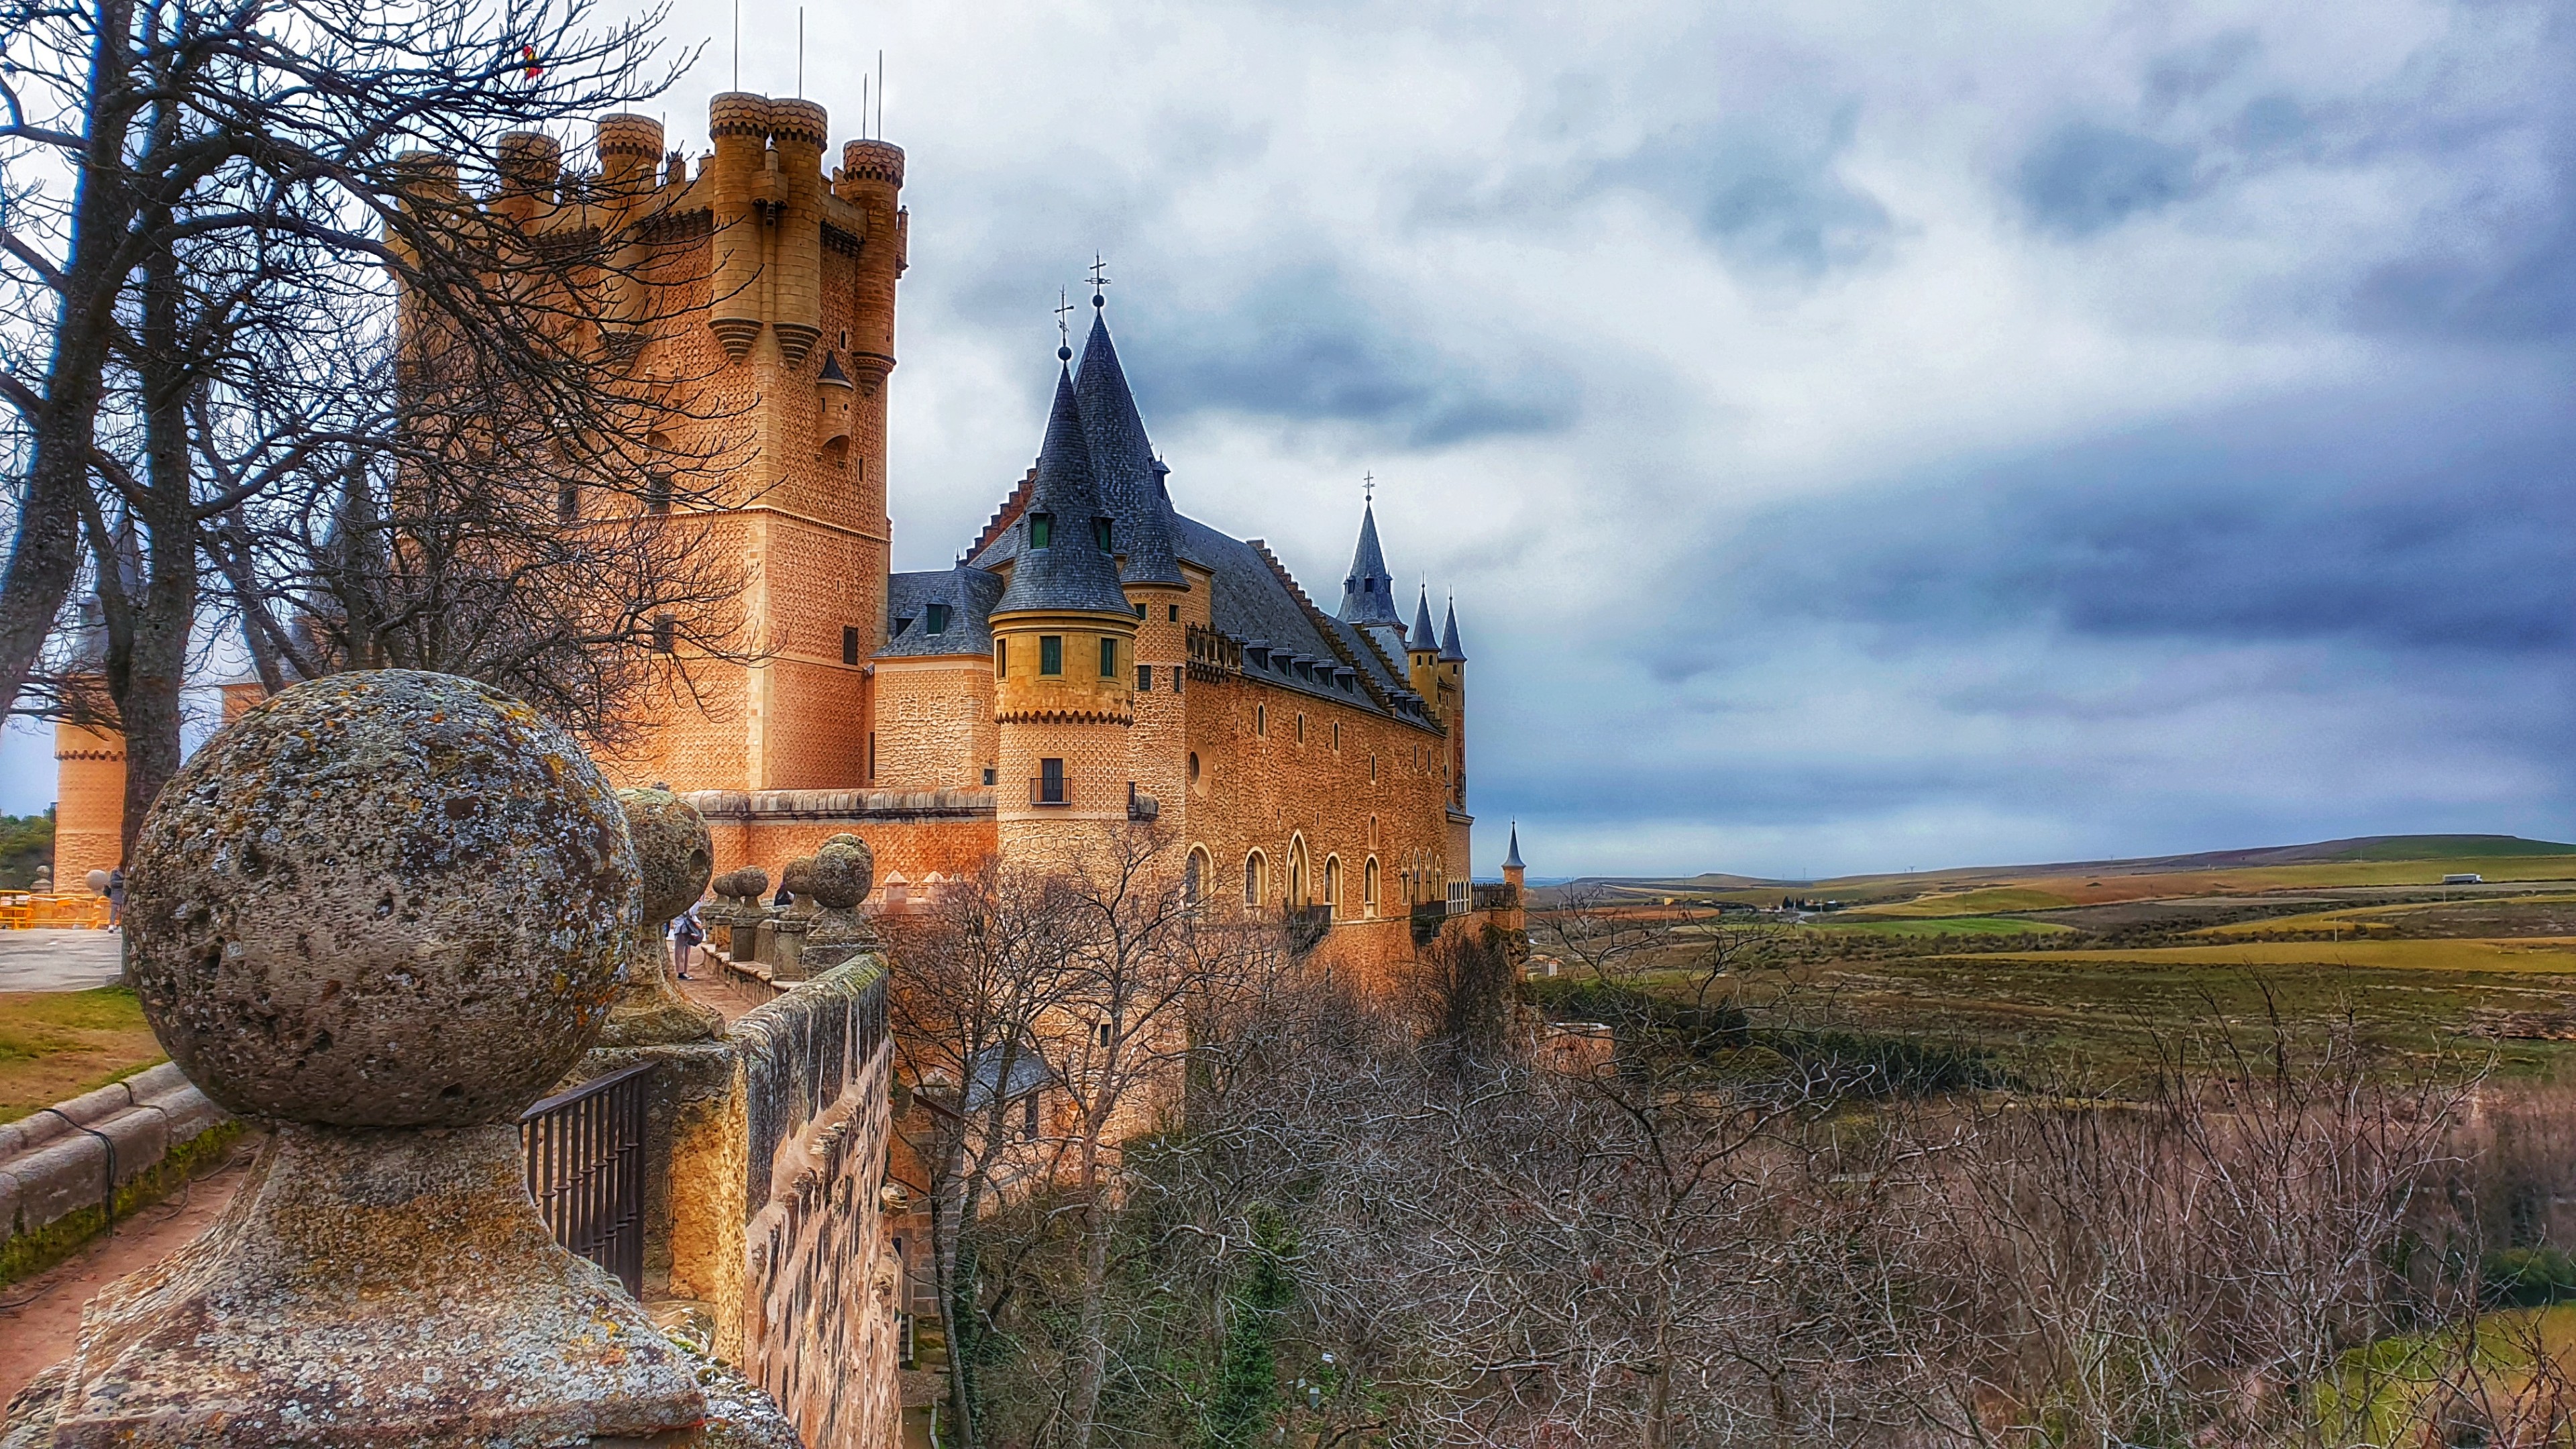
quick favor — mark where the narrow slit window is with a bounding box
[843,627,859,665]
[996,639,1008,678]
[1136,665,1151,691]
[1099,637,1118,678]
[1094,517,1114,551]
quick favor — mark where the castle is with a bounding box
[50,91,1491,963]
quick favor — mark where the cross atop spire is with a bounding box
[1054,287,1074,360]
[1362,470,1375,505]
[1089,253,1111,305]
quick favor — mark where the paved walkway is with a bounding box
[0,930,124,992]
[0,1133,258,1404]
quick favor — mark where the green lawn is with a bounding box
[1806,916,2072,937]
[0,987,166,1122]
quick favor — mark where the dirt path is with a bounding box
[0,1134,260,1405]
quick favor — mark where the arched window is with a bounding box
[1186,847,1211,908]
[1364,857,1379,914]
[1243,851,1266,908]
[1323,855,1341,913]
[1287,835,1309,909]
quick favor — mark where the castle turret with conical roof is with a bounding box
[991,360,1142,857]
[1338,502,1401,629]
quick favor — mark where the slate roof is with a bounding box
[906,309,1447,731]
[1073,309,1185,588]
[989,366,1134,617]
[882,564,1006,657]
[1337,503,1401,626]
[1407,588,1438,653]
[1440,597,1466,662]
[1503,823,1524,871]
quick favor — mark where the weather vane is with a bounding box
[1055,286,1073,360]
[1089,253,1111,305]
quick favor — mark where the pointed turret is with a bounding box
[994,366,1134,617]
[1338,502,1401,627]
[1074,303,1184,587]
[1407,587,1439,653]
[1503,823,1523,871]
[1439,596,1466,663]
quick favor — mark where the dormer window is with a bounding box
[1028,513,1053,549]
[1093,517,1114,551]
[926,603,950,635]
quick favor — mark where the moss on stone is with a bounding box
[0,1117,246,1287]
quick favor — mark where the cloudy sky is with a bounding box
[9,0,2571,878]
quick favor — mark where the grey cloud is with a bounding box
[1597,111,1894,276]
[2017,121,2200,236]
[1694,378,2576,660]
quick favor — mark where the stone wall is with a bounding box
[737,961,900,1448]
[0,1064,232,1283]
[578,954,901,1449]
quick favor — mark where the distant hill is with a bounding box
[1566,834,2576,894]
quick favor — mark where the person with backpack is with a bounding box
[672,906,704,980]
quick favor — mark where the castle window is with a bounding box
[996,640,1008,677]
[1172,666,1183,694]
[1364,857,1379,913]
[1370,754,1378,782]
[983,767,997,786]
[1185,847,1210,908]
[557,482,578,521]
[1134,602,1146,619]
[1243,851,1266,908]
[1028,513,1053,549]
[1324,855,1341,910]
[839,330,849,348]
[1039,636,1063,676]
[1188,752,1200,786]
[843,627,859,665]
[926,603,949,635]
[1295,713,1305,743]
[1023,1093,1038,1140]
[1037,757,1066,805]
[651,614,676,653]
[1098,637,1117,678]
[1093,517,1113,551]
[1136,665,1150,691]
[1332,720,1340,751]
[868,733,877,780]
[1168,604,1179,621]
[644,471,672,514]
[1256,704,1265,736]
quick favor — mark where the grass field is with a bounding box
[0,987,164,1122]
[1951,939,2576,971]
[1805,915,2074,937]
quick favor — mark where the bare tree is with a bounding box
[2,0,720,851]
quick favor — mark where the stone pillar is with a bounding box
[596,786,724,1049]
[1,669,795,1448]
[799,834,877,975]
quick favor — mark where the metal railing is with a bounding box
[1472,883,1519,911]
[1028,773,1070,806]
[519,1061,652,1299]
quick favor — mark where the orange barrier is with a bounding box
[0,893,113,929]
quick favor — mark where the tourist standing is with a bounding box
[672,906,702,980]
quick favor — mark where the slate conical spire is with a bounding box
[994,365,1134,616]
[1503,822,1524,871]
[1073,303,1184,587]
[1439,595,1466,662]
[1407,586,1438,653]
[1338,502,1401,627]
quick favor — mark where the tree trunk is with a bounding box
[1065,1123,1113,1449]
[102,184,196,868]
[0,0,140,712]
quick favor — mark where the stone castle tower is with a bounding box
[407,95,910,792]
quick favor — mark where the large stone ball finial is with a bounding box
[125,669,637,1128]
[598,787,723,1049]
[806,838,874,910]
[13,670,728,1448]
[621,786,714,930]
